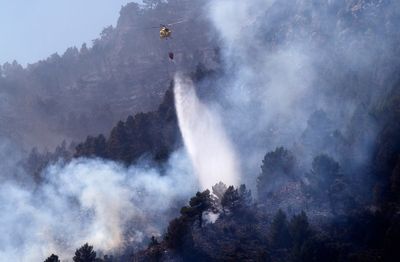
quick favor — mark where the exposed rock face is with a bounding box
[0,0,218,150]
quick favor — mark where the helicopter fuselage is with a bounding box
[160,26,172,39]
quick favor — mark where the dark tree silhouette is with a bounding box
[74,86,180,165]
[287,211,316,261]
[148,236,159,248]
[75,134,107,158]
[164,217,188,249]
[181,189,214,227]
[307,154,340,194]
[107,121,129,162]
[221,185,252,214]
[289,211,312,248]
[73,243,97,262]
[257,147,296,200]
[306,154,348,214]
[44,254,60,262]
[165,189,216,251]
[269,210,291,249]
[311,154,340,180]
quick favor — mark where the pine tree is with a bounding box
[307,154,344,212]
[107,121,129,162]
[165,217,188,249]
[181,190,214,227]
[311,154,340,183]
[269,210,291,249]
[257,147,296,200]
[73,243,97,262]
[288,212,314,262]
[44,254,60,262]
[221,185,253,216]
[289,212,312,247]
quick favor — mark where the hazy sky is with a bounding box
[0,0,136,66]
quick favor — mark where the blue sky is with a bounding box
[0,0,136,65]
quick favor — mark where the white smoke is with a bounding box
[209,0,275,48]
[208,0,315,134]
[204,0,393,190]
[0,150,197,261]
[174,73,240,190]
[205,0,319,187]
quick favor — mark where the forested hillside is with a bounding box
[2,0,400,261]
[0,0,218,149]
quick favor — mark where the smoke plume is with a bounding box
[0,150,196,261]
[204,0,396,189]
[2,0,399,260]
[174,74,240,190]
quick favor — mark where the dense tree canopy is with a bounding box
[73,243,97,262]
[44,254,60,262]
[257,147,296,199]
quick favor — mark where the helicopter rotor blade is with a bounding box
[167,19,187,26]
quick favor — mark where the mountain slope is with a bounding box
[0,0,218,150]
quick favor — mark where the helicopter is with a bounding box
[156,20,186,40]
[154,20,186,60]
[159,25,172,39]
